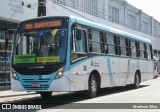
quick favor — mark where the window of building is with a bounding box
[142,21,149,34]
[109,5,119,24]
[127,14,136,30]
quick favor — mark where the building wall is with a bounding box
[48,0,160,58]
[0,0,38,23]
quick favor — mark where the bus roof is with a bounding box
[20,15,151,43]
[69,16,151,44]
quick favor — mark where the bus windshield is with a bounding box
[13,28,67,65]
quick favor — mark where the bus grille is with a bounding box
[22,79,50,90]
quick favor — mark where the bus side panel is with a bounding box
[70,57,111,91]
[130,59,138,84]
[119,58,130,86]
[146,60,154,80]
[139,60,147,82]
[109,57,120,86]
[70,61,87,91]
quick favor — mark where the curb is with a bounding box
[0,86,11,91]
[0,93,37,98]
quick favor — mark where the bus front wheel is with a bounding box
[86,74,98,98]
[40,92,52,98]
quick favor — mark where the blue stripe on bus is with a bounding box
[107,57,114,86]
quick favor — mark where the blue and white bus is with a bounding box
[11,16,154,98]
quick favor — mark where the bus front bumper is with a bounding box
[11,76,70,92]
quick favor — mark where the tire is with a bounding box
[40,92,52,98]
[86,74,98,98]
[132,73,140,89]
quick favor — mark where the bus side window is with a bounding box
[107,33,115,55]
[104,32,108,54]
[114,35,121,55]
[125,38,131,56]
[89,29,102,53]
[120,36,126,56]
[100,32,105,53]
[135,41,140,57]
[131,40,136,57]
[88,29,92,52]
[71,26,87,62]
[150,45,153,59]
[140,42,144,58]
[147,44,151,59]
[144,43,148,59]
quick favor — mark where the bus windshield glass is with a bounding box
[12,18,69,74]
[13,28,67,65]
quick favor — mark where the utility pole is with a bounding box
[38,0,46,17]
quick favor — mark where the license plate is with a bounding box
[42,75,50,79]
[31,83,40,88]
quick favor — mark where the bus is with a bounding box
[11,16,154,98]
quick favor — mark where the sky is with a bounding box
[125,0,160,21]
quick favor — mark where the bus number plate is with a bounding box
[31,83,40,88]
[42,75,50,79]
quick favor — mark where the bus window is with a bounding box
[114,35,121,55]
[125,38,131,56]
[107,33,115,55]
[140,42,144,58]
[89,29,102,53]
[147,44,151,59]
[135,41,140,57]
[150,45,153,59]
[120,37,126,56]
[144,43,148,59]
[100,32,105,53]
[74,29,87,53]
[71,26,87,62]
[104,32,108,54]
[131,40,136,57]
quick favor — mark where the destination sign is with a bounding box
[25,20,62,30]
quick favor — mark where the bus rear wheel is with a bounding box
[132,73,140,89]
[86,74,98,98]
[40,92,52,98]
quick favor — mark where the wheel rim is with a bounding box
[91,77,97,93]
[135,75,139,87]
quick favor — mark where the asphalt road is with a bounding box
[1,77,160,112]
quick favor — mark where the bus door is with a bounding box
[70,25,88,91]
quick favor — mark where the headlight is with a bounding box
[55,66,65,79]
[12,68,19,80]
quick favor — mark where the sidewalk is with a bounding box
[0,86,36,98]
[0,86,37,103]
